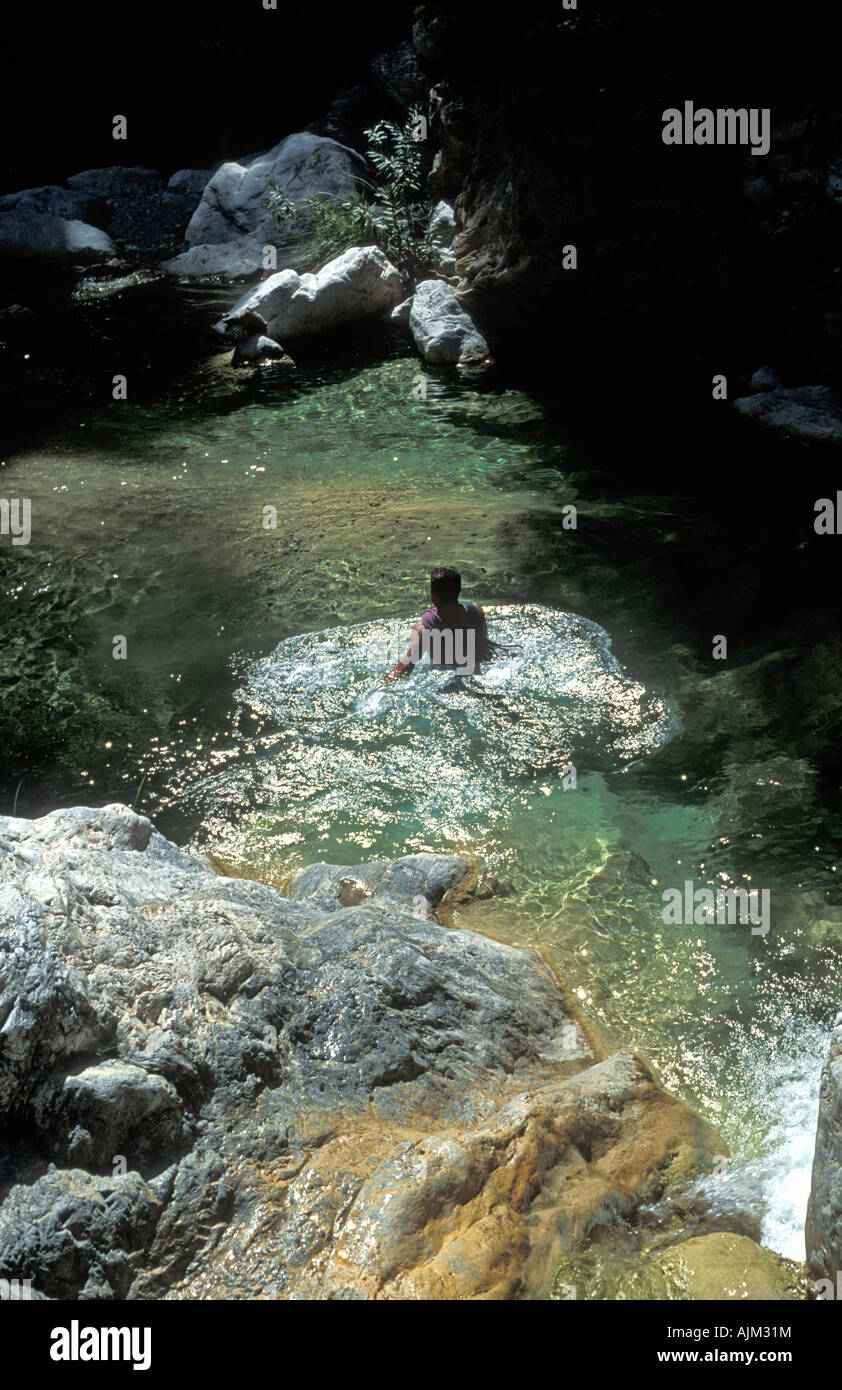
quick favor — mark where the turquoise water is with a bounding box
[2,289,840,1281]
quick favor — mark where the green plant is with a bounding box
[266,108,439,284]
[268,185,379,265]
[363,107,437,279]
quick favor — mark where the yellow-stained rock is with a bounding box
[176,1050,724,1300]
[654,1232,811,1301]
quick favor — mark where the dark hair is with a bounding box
[430,566,461,601]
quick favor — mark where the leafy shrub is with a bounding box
[267,108,438,284]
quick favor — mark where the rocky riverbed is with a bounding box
[1,2,841,1306]
[2,801,819,1300]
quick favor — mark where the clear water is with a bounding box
[2,288,839,1286]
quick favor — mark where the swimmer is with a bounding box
[385,566,500,683]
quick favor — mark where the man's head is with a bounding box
[430,566,461,604]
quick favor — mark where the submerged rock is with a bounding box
[408,279,491,365]
[654,1232,810,1301]
[0,802,720,1300]
[288,854,471,918]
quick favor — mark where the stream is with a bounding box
[2,276,840,1293]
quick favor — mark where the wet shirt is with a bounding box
[418,601,492,668]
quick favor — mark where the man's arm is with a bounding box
[385,620,424,683]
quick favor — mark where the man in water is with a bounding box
[385,566,494,683]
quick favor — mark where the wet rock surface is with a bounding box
[806,1015,842,1284]
[217,246,403,343]
[0,803,722,1299]
[733,384,842,445]
[654,1232,811,1301]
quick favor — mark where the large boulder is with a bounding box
[806,1014,842,1285]
[185,131,365,249]
[66,166,163,199]
[217,245,403,342]
[0,802,722,1300]
[733,385,842,445]
[0,211,115,264]
[408,278,491,365]
[166,168,212,202]
[0,185,107,226]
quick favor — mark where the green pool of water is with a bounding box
[2,293,839,1287]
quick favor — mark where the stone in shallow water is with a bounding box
[161,236,265,279]
[289,853,471,918]
[231,333,287,367]
[218,245,404,342]
[654,1232,810,1301]
[409,278,491,365]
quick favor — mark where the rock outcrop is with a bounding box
[733,385,842,445]
[0,803,722,1300]
[410,5,842,381]
[806,1014,842,1285]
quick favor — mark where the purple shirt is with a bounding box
[417,601,491,666]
